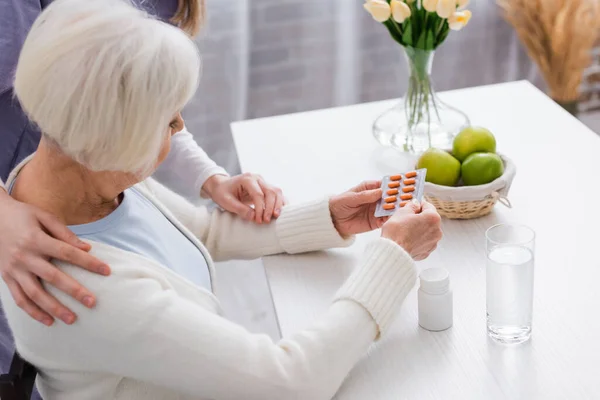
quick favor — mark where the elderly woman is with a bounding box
[0,0,442,399]
[0,0,285,331]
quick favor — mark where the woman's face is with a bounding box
[156,112,185,166]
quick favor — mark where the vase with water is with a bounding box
[373,47,470,153]
[362,0,473,153]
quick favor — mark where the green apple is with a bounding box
[461,153,504,186]
[416,148,461,186]
[452,126,497,162]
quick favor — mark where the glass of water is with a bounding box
[486,224,535,344]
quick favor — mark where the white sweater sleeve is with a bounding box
[151,127,228,199]
[5,237,415,400]
[142,178,354,261]
[140,179,418,333]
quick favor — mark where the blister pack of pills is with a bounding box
[374,169,427,217]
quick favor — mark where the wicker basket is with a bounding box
[423,154,516,220]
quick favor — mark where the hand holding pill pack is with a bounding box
[374,169,427,217]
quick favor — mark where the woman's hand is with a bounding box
[0,190,110,326]
[329,180,384,237]
[202,173,285,224]
[381,201,443,260]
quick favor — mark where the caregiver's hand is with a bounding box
[203,174,285,224]
[329,180,384,236]
[381,201,443,260]
[0,189,110,326]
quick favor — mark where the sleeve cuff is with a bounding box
[334,237,416,337]
[275,198,355,254]
[196,167,229,199]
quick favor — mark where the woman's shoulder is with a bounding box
[1,242,178,338]
[0,241,181,373]
[52,241,216,309]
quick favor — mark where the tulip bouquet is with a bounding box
[363,0,472,49]
[364,0,473,152]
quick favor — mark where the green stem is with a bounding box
[429,80,441,121]
[435,18,445,37]
[404,48,435,147]
[390,19,403,39]
[425,82,431,147]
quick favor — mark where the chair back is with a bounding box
[0,352,37,400]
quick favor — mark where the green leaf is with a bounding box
[416,30,426,50]
[436,23,450,48]
[412,8,421,39]
[383,19,403,45]
[427,13,438,33]
[402,20,413,47]
[425,30,434,50]
[410,1,418,14]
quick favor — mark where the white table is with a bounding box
[231,81,600,399]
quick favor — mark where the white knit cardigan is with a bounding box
[0,164,417,400]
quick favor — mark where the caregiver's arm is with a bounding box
[12,206,440,400]
[152,127,227,199]
[153,127,284,224]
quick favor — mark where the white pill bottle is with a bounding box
[418,268,453,332]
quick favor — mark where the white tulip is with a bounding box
[363,0,392,23]
[456,0,469,10]
[436,0,455,18]
[422,0,438,12]
[391,0,412,23]
[448,10,472,30]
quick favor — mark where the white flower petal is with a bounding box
[436,0,455,18]
[423,0,438,12]
[391,0,412,23]
[449,21,464,30]
[364,0,392,22]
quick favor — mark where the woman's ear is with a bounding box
[170,113,185,135]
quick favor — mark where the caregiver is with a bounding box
[0,0,283,327]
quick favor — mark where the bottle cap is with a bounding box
[419,268,450,295]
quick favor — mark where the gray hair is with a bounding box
[14,0,201,174]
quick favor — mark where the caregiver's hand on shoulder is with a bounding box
[381,201,443,260]
[0,190,110,326]
[329,180,384,237]
[203,173,285,224]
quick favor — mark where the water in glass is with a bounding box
[486,244,534,344]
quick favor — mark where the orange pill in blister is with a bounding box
[388,181,400,188]
[383,203,396,210]
[402,186,415,193]
[387,189,399,195]
[405,171,417,178]
[400,201,408,207]
[403,178,416,185]
[384,196,397,203]
[400,193,413,200]
[390,174,402,181]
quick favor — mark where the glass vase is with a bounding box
[373,47,470,153]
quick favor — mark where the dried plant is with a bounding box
[497,0,600,104]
